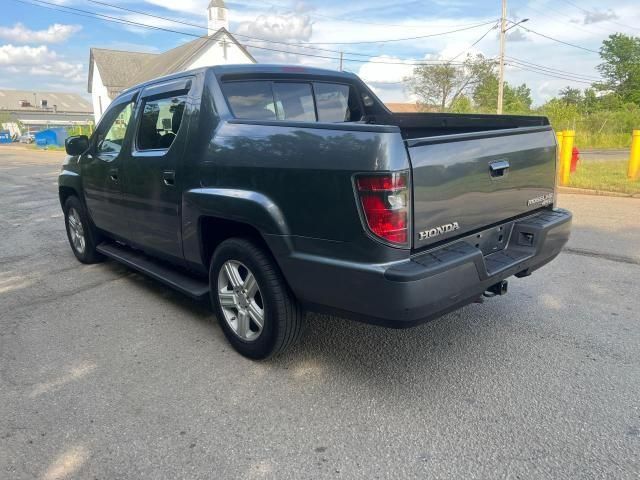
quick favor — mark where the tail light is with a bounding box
[355,172,410,247]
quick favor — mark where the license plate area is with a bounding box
[461,222,515,256]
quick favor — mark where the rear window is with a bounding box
[314,83,352,122]
[222,81,276,120]
[221,80,361,123]
[273,83,316,122]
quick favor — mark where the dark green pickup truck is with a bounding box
[59,64,572,358]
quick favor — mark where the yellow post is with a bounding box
[556,131,564,159]
[628,130,640,179]
[560,130,575,186]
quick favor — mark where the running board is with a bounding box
[96,242,210,301]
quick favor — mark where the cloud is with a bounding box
[236,12,313,42]
[0,23,81,44]
[0,44,84,85]
[0,44,57,65]
[506,29,528,42]
[582,9,618,25]
[357,55,415,84]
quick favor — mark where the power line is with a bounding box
[512,22,600,54]
[82,0,492,60]
[558,0,640,32]
[448,21,499,62]
[257,1,497,29]
[505,63,594,84]
[505,56,601,81]
[519,3,616,37]
[12,0,472,67]
[83,0,497,47]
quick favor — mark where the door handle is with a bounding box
[109,168,119,182]
[489,160,510,178]
[163,170,176,186]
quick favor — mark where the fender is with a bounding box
[181,188,291,267]
[58,167,82,206]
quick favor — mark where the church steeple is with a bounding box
[207,0,229,35]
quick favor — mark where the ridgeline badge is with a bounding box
[527,193,554,207]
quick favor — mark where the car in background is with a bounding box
[18,133,35,144]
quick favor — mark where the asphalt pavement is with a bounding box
[1,146,639,479]
[579,149,629,162]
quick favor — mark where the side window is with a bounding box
[96,102,134,156]
[273,83,316,122]
[222,81,276,120]
[314,83,360,122]
[137,95,187,151]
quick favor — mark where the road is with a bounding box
[1,146,639,479]
[579,149,629,162]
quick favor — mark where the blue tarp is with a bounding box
[0,130,11,143]
[34,128,68,147]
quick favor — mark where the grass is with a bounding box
[567,160,640,195]
[574,133,632,149]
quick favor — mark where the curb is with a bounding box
[558,186,639,198]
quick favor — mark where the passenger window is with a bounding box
[96,102,134,156]
[273,83,316,122]
[222,82,276,120]
[137,95,187,151]
[314,83,359,122]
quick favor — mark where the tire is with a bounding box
[63,196,104,264]
[210,237,304,359]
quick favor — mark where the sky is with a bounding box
[0,0,638,106]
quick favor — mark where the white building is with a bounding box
[88,0,255,122]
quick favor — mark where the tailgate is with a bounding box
[408,126,557,249]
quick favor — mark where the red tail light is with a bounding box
[355,172,410,247]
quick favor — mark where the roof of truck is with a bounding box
[120,64,358,94]
[210,64,357,78]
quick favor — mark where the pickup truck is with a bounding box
[59,64,572,359]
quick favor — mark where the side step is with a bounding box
[96,242,210,301]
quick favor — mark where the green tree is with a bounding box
[559,86,583,105]
[597,33,640,104]
[472,74,532,113]
[405,54,496,112]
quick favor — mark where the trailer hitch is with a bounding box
[484,280,509,297]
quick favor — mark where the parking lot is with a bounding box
[1,146,638,479]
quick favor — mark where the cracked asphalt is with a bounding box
[1,146,639,479]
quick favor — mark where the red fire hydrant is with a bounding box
[570,147,580,173]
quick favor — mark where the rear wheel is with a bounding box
[63,196,103,264]
[210,238,304,359]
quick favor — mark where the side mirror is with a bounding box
[65,135,89,156]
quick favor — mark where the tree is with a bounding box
[472,74,532,113]
[597,33,640,104]
[404,54,496,112]
[559,86,583,105]
[405,63,461,112]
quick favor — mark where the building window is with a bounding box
[218,8,226,20]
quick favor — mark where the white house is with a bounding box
[88,0,255,122]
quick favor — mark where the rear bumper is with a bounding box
[279,208,572,327]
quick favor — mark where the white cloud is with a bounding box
[357,55,415,84]
[0,44,84,85]
[583,9,618,25]
[0,44,57,66]
[0,23,81,44]
[236,12,313,42]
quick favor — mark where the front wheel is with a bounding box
[63,196,103,264]
[210,238,304,359]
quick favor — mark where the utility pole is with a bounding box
[497,0,507,114]
[339,51,344,71]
